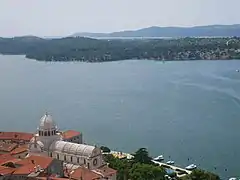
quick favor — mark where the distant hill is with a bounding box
[72,24,240,38]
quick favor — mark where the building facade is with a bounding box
[28,113,104,170]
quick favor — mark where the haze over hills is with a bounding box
[71,24,240,38]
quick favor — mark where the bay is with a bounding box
[0,55,240,178]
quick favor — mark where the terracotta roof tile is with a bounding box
[0,165,15,176]
[71,167,101,180]
[36,177,68,180]
[62,130,81,140]
[97,165,117,177]
[13,163,36,175]
[0,142,18,152]
[0,132,33,142]
[0,154,20,165]
[11,146,28,155]
[16,155,53,169]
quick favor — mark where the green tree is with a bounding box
[104,154,130,180]
[181,169,220,180]
[100,146,111,153]
[132,148,152,164]
[129,163,165,180]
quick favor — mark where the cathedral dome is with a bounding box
[39,113,57,130]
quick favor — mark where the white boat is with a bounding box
[153,155,164,161]
[229,178,237,180]
[236,69,239,72]
[166,160,175,165]
[185,164,197,170]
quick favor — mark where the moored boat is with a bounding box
[166,160,175,165]
[185,164,197,170]
[153,155,164,161]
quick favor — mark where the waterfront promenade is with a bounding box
[152,160,192,178]
[106,150,192,178]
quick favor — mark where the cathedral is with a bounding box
[28,113,104,170]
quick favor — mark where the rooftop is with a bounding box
[35,177,68,180]
[0,154,20,165]
[10,146,28,155]
[12,163,36,175]
[70,167,102,180]
[0,165,15,176]
[0,132,33,141]
[16,155,54,169]
[62,130,81,140]
[97,165,117,177]
[0,142,18,152]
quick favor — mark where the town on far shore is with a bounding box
[0,113,221,180]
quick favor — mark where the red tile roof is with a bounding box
[16,155,53,169]
[97,165,117,177]
[36,177,68,180]
[70,167,101,180]
[62,130,81,140]
[0,132,33,142]
[0,154,20,165]
[0,142,18,152]
[12,163,36,175]
[10,146,28,155]
[0,165,15,176]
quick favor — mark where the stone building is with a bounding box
[28,113,104,170]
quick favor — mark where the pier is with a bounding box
[152,160,192,178]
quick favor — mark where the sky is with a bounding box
[0,0,239,37]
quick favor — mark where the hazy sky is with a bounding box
[0,0,239,37]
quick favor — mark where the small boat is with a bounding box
[153,155,164,161]
[185,164,197,170]
[229,178,237,180]
[166,160,175,165]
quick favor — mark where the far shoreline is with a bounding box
[1,53,239,64]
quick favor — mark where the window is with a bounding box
[84,159,86,164]
[57,154,59,160]
[48,131,50,136]
[77,157,79,163]
[93,158,98,166]
[71,156,73,162]
[44,131,47,136]
[50,152,52,157]
[64,155,66,161]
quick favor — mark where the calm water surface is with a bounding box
[0,55,240,178]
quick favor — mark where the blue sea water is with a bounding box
[0,55,240,178]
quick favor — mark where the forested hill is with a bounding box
[72,24,240,38]
[0,36,240,62]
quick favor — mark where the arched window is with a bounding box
[48,131,50,136]
[71,156,73,162]
[44,131,47,136]
[50,152,52,157]
[77,157,79,163]
[84,159,86,164]
[57,154,59,160]
[64,155,66,161]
